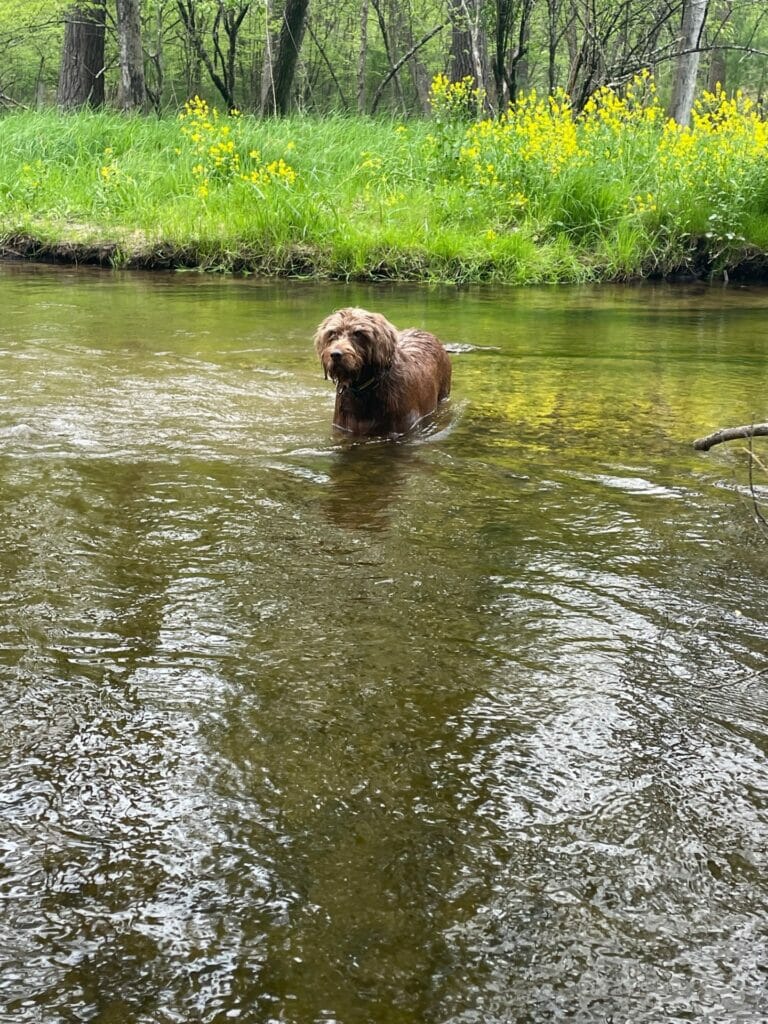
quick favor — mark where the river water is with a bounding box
[0,264,766,1024]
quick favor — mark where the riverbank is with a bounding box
[2,82,768,284]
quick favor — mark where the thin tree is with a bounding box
[369,20,447,114]
[448,0,487,91]
[370,0,407,111]
[57,0,107,110]
[563,0,681,112]
[116,0,147,111]
[546,0,566,91]
[261,0,310,115]
[391,0,431,113]
[177,0,250,111]
[706,0,731,90]
[565,0,604,110]
[493,0,535,106]
[669,0,710,124]
[357,0,369,112]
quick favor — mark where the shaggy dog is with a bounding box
[314,307,451,437]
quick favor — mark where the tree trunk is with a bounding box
[177,1,249,111]
[668,0,709,126]
[370,0,406,112]
[392,1,430,113]
[35,56,47,109]
[546,0,562,92]
[57,1,106,110]
[261,0,310,116]
[357,0,369,113]
[706,0,731,91]
[145,1,166,113]
[566,0,604,112]
[116,0,147,111]
[448,0,489,115]
[448,0,485,87]
[370,21,446,114]
[493,0,534,107]
[260,0,276,111]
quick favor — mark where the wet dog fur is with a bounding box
[314,307,451,437]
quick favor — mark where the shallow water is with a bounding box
[0,264,766,1024]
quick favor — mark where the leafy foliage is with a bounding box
[1,72,768,282]
[0,0,768,115]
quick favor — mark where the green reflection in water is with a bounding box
[0,264,766,1024]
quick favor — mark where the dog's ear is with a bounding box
[367,312,398,368]
[312,325,323,357]
[313,325,329,379]
[313,319,332,360]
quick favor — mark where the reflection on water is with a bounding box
[0,264,767,1023]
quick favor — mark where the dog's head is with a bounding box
[314,308,398,384]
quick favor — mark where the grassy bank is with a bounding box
[2,78,768,284]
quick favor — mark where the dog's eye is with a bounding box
[352,330,367,342]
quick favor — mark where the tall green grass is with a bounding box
[1,79,767,283]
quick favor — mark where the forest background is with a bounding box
[2,0,768,282]
[3,0,767,119]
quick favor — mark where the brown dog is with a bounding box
[314,307,451,437]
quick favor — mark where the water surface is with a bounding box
[0,264,767,1023]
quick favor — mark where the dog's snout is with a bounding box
[330,349,343,361]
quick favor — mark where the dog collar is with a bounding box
[338,374,379,397]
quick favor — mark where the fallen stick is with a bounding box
[693,423,768,451]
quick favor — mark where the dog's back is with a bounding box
[397,329,452,402]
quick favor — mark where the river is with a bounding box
[0,263,766,1023]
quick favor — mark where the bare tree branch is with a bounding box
[0,91,28,109]
[307,21,350,110]
[370,21,447,114]
[693,423,768,450]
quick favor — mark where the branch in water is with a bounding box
[693,423,768,451]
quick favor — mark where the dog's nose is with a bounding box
[330,349,342,361]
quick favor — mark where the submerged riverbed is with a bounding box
[0,265,766,1023]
